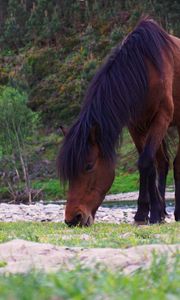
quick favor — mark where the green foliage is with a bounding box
[25,48,101,126]
[0,86,38,155]
[0,1,180,126]
[0,256,178,300]
[0,257,179,300]
[32,179,65,200]
[0,0,179,51]
[152,0,180,34]
[0,86,39,202]
[23,48,58,87]
[1,0,28,49]
[26,0,59,43]
[0,261,7,268]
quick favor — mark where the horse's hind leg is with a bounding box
[173,128,180,221]
[135,143,169,223]
[138,102,173,223]
[129,127,170,224]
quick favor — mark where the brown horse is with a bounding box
[57,18,180,226]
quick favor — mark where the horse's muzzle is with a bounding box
[65,213,94,227]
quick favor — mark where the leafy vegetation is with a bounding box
[0,256,179,300]
[0,1,180,126]
[0,86,39,202]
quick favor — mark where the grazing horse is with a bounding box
[57,18,180,226]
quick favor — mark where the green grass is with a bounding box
[110,171,139,193]
[31,168,174,200]
[32,179,65,200]
[0,222,179,248]
[0,222,179,299]
[0,255,179,300]
[0,261,7,268]
[31,172,140,201]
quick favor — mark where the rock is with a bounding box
[0,239,179,274]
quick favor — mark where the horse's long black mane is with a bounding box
[57,17,173,182]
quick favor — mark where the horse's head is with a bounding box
[60,126,115,227]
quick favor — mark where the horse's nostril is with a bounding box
[76,213,82,222]
[65,213,82,227]
[64,219,71,226]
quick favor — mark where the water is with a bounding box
[102,199,175,212]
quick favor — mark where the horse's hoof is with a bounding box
[174,213,180,221]
[134,215,149,224]
[149,216,165,224]
[134,220,149,225]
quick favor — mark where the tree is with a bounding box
[0,86,39,203]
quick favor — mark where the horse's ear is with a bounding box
[59,125,68,136]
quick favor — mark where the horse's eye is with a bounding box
[85,163,94,172]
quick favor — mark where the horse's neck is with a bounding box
[171,35,180,75]
[170,34,180,50]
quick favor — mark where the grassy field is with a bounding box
[0,222,179,299]
[0,222,180,248]
[0,257,179,300]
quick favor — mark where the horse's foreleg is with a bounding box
[129,127,150,223]
[138,104,173,223]
[156,141,169,215]
[173,128,180,221]
[135,167,150,223]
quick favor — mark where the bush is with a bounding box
[0,86,39,202]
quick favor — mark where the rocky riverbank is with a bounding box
[0,202,175,223]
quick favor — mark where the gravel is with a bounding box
[0,202,175,223]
